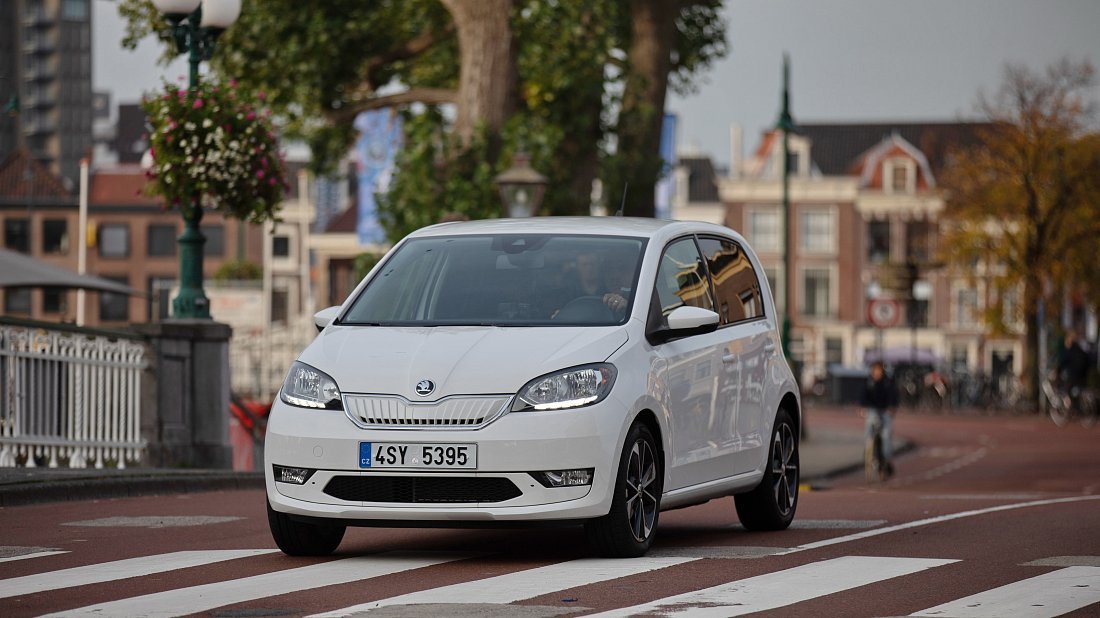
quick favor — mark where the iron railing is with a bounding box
[0,319,147,468]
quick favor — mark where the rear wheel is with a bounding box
[267,501,345,556]
[586,422,662,558]
[735,408,799,530]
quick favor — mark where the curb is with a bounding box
[0,471,264,507]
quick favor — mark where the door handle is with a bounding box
[722,354,738,364]
[764,341,776,352]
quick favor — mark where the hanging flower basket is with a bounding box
[141,79,287,223]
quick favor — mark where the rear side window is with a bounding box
[653,237,714,319]
[697,236,765,324]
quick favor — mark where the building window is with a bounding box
[955,287,979,328]
[147,224,177,257]
[906,220,933,263]
[799,210,834,253]
[4,219,31,253]
[950,345,968,372]
[892,162,909,192]
[272,235,290,258]
[801,267,832,318]
[61,0,88,20]
[98,224,129,258]
[4,287,32,313]
[202,224,225,257]
[98,276,130,322]
[825,337,843,366]
[272,289,289,324]
[867,220,890,264]
[43,287,65,313]
[747,210,780,253]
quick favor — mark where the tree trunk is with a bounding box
[615,0,679,217]
[440,0,519,157]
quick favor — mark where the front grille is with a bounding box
[323,476,522,504]
[343,394,510,429]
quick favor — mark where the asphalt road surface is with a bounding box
[2,410,1098,617]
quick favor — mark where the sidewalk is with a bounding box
[0,406,896,507]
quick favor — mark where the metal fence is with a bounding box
[0,319,147,468]
[228,317,315,401]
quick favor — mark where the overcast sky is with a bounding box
[94,0,1100,168]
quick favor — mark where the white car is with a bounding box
[265,217,801,558]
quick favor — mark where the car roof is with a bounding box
[407,217,742,241]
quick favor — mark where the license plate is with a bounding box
[359,442,477,470]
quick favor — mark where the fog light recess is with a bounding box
[273,465,315,485]
[530,468,594,488]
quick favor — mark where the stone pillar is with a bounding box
[136,320,233,468]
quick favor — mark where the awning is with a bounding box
[0,248,140,295]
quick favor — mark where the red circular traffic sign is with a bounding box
[868,299,901,328]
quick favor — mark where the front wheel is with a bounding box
[267,501,346,556]
[735,407,799,530]
[585,422,663,558]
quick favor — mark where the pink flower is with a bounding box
[229,79,238,87]
[246,111,256,120]
[256,170,265,179]
[193,99,204,109]
[257,91,267,100]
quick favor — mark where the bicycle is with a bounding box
[1042,372,1098,428]
[864,411,890,482]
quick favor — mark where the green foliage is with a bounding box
[214,259,262,281]
[119,0,729,233]
[141,79,287,223]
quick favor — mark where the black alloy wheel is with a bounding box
[734,407,799,530]
[586,422,663,557]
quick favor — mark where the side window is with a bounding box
[653,238,713,320]
[697,236,765,324]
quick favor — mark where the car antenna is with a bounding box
[615,182,628,217]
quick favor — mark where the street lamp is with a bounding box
[775,53,797,359]
[150,0,241,319]
[494,152,548,218]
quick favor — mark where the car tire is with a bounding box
[734,407,799,531]
[585,422,663,558]
[267,501,346,556]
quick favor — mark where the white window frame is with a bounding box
[799,207,837,255]
[884,157,917,194]
[746,207,781,254]
[952,281,983,329]
[799,263,837,319]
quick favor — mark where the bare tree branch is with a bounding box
[325,88,458,124]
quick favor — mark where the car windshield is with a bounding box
[342,234,646,326]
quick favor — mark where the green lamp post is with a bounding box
[776,54,796,360]
[150,0,241,319]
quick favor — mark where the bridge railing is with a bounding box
[0,318,147,468]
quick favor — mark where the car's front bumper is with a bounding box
[264,397,629,523]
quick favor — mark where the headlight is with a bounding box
[280,361,343,410]
[512,364,617,412]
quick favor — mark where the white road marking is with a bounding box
[0,549,275,599]
[589,556,957,617]
[310,556,696,617]
[47,551,473,618]
[912,566,1100,617]
[782,495,1100,555]
[0,550,68,564]
[62,515,243,528]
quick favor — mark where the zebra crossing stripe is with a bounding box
[0,550,69,564]
[588,556,958,617]
[0,549,276,599]
[912,566,1100,617]
[310,555,697,617]
[44,551,474,618]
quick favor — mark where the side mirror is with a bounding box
[647,306,720,344]
[313,306,341,332]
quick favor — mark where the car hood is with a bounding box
[297,325,629,399]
